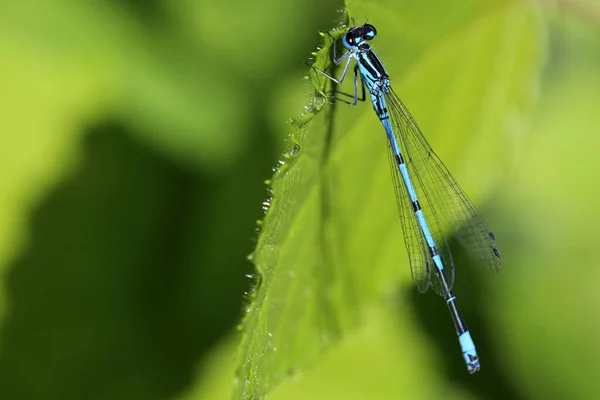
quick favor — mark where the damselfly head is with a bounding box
[362,24,377,40]
[343,24,377,49]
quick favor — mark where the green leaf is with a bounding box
[235,1,544,398]
[498,15,600,397]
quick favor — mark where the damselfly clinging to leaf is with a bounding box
[312,23,502,374]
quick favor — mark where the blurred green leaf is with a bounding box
[0,0,339,399]
[236,1,544,399]
[499,24,600,397]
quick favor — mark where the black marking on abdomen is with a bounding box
[412,200,421,212]
[428,246,438,258]
[432,266,469,334]
[493,248,501,258]
[446,296,468,335]
[395,154,404,165]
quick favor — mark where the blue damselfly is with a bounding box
[313,24,502,374]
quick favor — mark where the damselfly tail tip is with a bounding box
[466,354,481,374]
[459,332,480,374]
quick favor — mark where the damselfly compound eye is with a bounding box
[343,31,356,47]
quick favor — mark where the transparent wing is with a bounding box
[386,138,455,296]
[385,88,502,291]
[387,144,432,293]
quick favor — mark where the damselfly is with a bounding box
[313,24,502,374]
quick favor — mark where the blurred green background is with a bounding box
[0,0,599,399]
